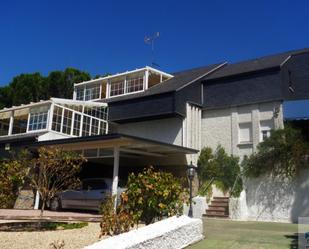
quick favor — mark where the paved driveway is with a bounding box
[0,209,101,222]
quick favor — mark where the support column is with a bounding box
[8,111,14,135]
[112,146,120,208]
[34,190,40,210]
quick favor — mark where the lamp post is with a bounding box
[187,161,196,218]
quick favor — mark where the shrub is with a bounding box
[125,167,187,225]
[243,126,309,178]
[198,146,242,198]
[100,194,134,237]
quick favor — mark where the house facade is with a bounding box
[0,48,309,222]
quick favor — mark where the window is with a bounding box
[76,87,84,100]
[126,77,143,93]
[82,116,91,136]
[99,121,107,134]
[0,111,11,136]
[28,112,48,131]
[110,80,125,97]
[73,113,81,136]
[260,120,273,141]
[62,109,73,134]
[85,84,100,100]
[239,123,252,143]
[91,119,99,135]
[52,106,63,132]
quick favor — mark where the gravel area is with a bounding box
[0,222,104,249]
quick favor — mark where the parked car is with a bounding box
[49,178,126,211]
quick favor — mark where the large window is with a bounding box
[28,112,48,131]
[75,84,101,101]
[52,106,63,132]
[82,116,91,136]
[85,84,100,100]
[0,111,11,136]
[110,80,125,97]
[238,122,252,143]
[62,109,73,135]
[126,77,143,93]
[76,87,84,100]
[73,113,81,136]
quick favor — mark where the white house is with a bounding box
[0,48,309,222]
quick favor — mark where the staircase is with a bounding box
[204,197,229,218]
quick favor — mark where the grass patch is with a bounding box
[0,221,88,232]
[187,218,298,249]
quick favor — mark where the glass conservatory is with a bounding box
[73,66,173,101]
[0,98,108,139]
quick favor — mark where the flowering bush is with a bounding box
[125,167,187,225]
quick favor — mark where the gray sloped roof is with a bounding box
[104,63,224,103]
[205,48,309,80]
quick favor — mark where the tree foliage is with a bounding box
[0,68,91,108]
[124,167,187,225]
[198,146,242,198]
[242,126,309,178]
[0,150,32,208]
[30,147,86,216]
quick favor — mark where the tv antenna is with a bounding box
[144,32,160,67]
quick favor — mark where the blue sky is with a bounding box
[1,0,309,85]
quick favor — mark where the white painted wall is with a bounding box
[117,117,183,146]
[230,170,309,223]
[201,101,283,159]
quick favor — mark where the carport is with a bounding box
[33,133,198,207]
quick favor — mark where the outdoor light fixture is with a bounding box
[187,161,196,218]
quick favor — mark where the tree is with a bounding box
[242,126,309,178]
[46,68,91,99]
[0,150,32,208]
[198,146,242,198]
[30,147,86,217]
[0,68,91,108]
[8,73,46,106]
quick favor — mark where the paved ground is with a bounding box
[0,221,103,249]
[187,218,298,249]
[0,209,101,222]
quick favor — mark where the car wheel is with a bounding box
[50,197,61,211]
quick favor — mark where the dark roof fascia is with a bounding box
[0,135,38,146]
[33,133,199,154]
[202,98,284,111]
[110,112,184,124]
[202,66,281,84]
[106,90,175,106]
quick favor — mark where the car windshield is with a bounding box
[82,179,108,190]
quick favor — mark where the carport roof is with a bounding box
[32,133,198,156]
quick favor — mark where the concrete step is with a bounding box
[206,210,227,216]
[213,197,229,200]
[210,201,229,207]
[207,206,227,212]
[203,213,229,218]
[212,198,229,203]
